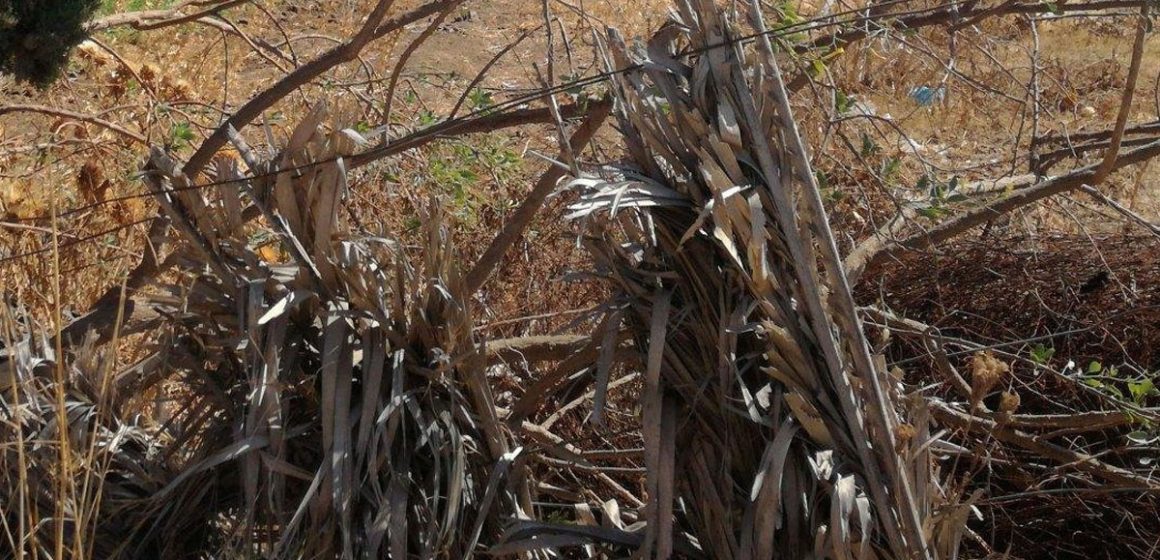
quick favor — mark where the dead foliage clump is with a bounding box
[858,234,1160,558]
[563,1,971,556]
[5,103,538,557]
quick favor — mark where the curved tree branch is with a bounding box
[182,0,396,177]
[0,104,146,144]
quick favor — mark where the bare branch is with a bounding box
[0,104,146,144]
[931,401,1158,489]
[486,334,590,365]
[382,1,465,124]
[449,27,537,118]
[801,0,1150,54]
[183,0,396,177]
[1091,4,1150,184]
[86,0,250,32]
[1080,184,1160,236]
[349,96,611,169]
[849,138,1160,282]
[847,10,1155,283]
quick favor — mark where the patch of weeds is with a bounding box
[879,157,901,183]
[1029,343,1055,365]
[466,88,495,113]
[834,89,853,114]
[1078,360,1160,406]
[817,170,846,204]
[169,121,195,149]
[859,132,880,158]
[561,73,585,96]
[914,174,963,220]
[424,135,524,225]
[768,0,807,43]
[428,144,481,222]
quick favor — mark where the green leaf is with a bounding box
[1126,430,1156,445]
[881,157,901,181]
[810,59,826,78]
[859,132,880,157]
[1129,378,1155,404]
[174,123,194,141]
[562,73,584,96]
[467,88,495,110]
[170,121,195,148]
[1029,343,1055,365]
[917,206,946,220]
[1087,361,1103,374]
[834,90,852,114]
[457,168,478,183]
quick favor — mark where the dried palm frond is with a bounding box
[118,103,534,558]
[3,101,536,558]
[559,1,968,557]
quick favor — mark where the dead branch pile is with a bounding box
[861,233,1160,369]
[859,234,1160,558]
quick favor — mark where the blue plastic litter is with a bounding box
[909,85,946,106]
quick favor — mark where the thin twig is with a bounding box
[1079,184,1160,236]
[183,0,396,176]
[381,0,463,125]
[931,401,1158,489]
[850,137,1160,283]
